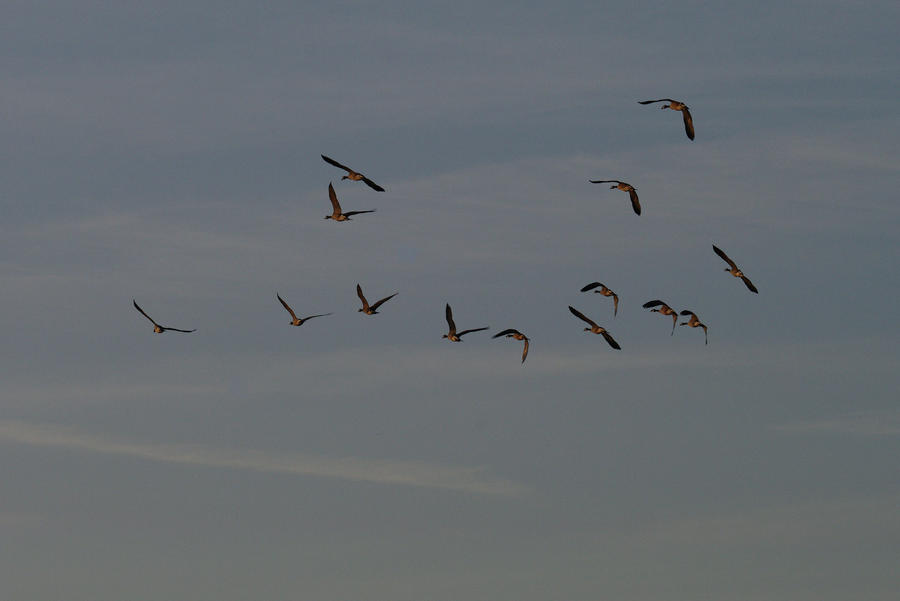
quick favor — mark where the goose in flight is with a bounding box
[679,310,708,345]
[442,304,488,342]
[642,300,678,335]
[356,284,398,315]
[638,98,695,140]
[325,182,375,221]
[712,244,758,293]
[321,154,385,191]
[580,281,619,317]
[568,306,621,349]
[492,328,530,364]
[277,293,332,327]
[588,180,641,215]
[132,299,196,333]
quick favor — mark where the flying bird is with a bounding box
[642,300,678,335]
[277,293,332,326]
[132,299,196,333]
[492,328,530,364]
[588,180,641,215]
[321,154,385,191]
[679,310,708,345]
[442,304,488,342]
[325,182,375,221]
[580,281,619,317]
[356,284,398,315]
[568,306,621,349]
[638,98,695,140]
[712,244,758,293]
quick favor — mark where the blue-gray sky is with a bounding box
[1,1,898,600]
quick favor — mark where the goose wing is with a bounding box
[568,305,598,328]
[580,282,603,292]
[628,188,641,215]
[342,209,376,217]
[356,284,370,310]
[642,300,667,309]
[521,338,529,363]
[328,182,342,214]
[276,293,298,321]
[638,99,674,104]
[681,106,695,140]
[445,304,456,335]
[712,245,738,270]
[741,275,759,294]
[133,299,160,327]
[601,330,621,350]
[361,176,385,192]
[612,293,619,317]
[492,328,520,338]
[162,326,196,333]
[457,326,489,337]
[370,292,398,311]
[321,154,352,173]
[589,180,621,184]
[301,313,332,321]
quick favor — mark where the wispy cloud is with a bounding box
[772,410,900,436]
[0,420,528,496]
[629,493,900,547]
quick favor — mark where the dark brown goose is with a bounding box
[580,282,619,317]
[492,328,530,364]
[442,303,488,342]
[568,306,621,349]
[642,300,678,335]
[356,284,398,315]
[713,244,758,293]
[325,182,375,221]
[133,299,195,334]
[321,154,385,192]
[588,180,641,215]
[679,310,708,345]
[638,99,695,140]
[277,293,332,327]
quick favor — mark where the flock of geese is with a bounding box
[133,98,759,364]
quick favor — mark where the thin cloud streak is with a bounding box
[626,493,900,547]
[772,411,900,436]
[0,420,529,496]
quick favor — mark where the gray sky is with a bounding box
[1,1,898,600]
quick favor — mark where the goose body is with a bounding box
[638,98,695,140]
[321,154,385,192]
[679,310,708,344]
[568,306,621,349]
[356,284,398,315]
[442,303,488,342]
[325,182,375,221]
[277,293,332,327]
[133,299,196,334]
[713,244,758,293]
[588,180,641,215]
[580,281,619,316]
[492,328,530,364]
[642,299,678,335]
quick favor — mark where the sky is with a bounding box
[1,1,898,599]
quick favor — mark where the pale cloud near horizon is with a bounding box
[0,420,528,495]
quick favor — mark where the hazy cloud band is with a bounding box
[0,420,528,496]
